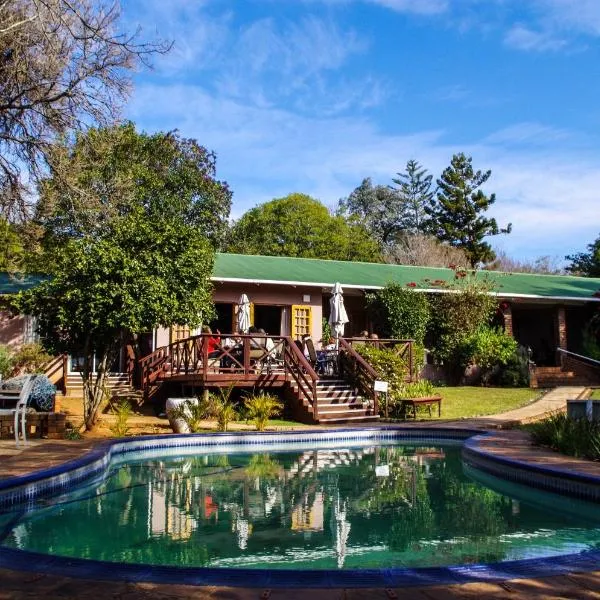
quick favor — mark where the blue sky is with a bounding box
[124,0,600,262]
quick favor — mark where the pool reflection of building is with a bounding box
[141,448,428,565]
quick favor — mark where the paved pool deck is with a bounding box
[2,386,600,598]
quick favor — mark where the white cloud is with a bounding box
[128,82,600,259]
[504,24,566,52]
[368,0,448,15]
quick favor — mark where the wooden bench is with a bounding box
[400,395,442,419]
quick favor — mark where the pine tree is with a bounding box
[426,153,511,267]
[391,159,433,233]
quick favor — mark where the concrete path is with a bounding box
[475,385,586,425]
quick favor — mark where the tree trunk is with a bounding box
[83,343,119,431]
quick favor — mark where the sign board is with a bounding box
[375,465,390,477]
[374,380,388,393]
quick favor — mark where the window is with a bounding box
[23,315,40,344]
[170,325,191,343]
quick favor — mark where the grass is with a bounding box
[590,388,600,400]
[425,386,540,420]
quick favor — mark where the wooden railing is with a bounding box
[283,336,319,420]
[338,338,379,415]
[43,354,68,396]
[139,334,319,413]
[343,338,415,381]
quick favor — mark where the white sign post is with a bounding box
[373,380,389,418]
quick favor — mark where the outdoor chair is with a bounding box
[304,338,331,375]
[0,374,36,447]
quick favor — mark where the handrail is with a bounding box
[139,334,321,410]
[43,354,68,396]
[283,336,319,418]
[556,348,600,368]
[338,338,379,415]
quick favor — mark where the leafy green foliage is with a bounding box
[398,380,435,399]
[0,218,26,273]
[426,153,511,266]
[36,123,232,252]
[0,345,12,379]
[244,392,283,431]
[110,399,133,437]
[458,327,518,384]
[391,159,434,234]
[427,270,498,379]
[338,178,404,247]
[355,344,408,403]
[16,209,215,430]
[211,384,238,432]
[321,318,332,345]
[366,283,430,343]
[9,343,52,376]
[491,346,531,387]
[527,413,600,460]
[566,235,600,277]
[170,398,212,434]
[227,193,381,262]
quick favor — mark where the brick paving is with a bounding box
[1,387,600,597]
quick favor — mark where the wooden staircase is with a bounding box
[288,379,378,424]
[65,373,133,397]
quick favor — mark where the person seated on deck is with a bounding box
[202,325,221,358]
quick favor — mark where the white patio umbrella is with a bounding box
[328,282,349,341]
[237,294,251,333]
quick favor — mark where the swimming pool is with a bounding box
[1,431,599,587]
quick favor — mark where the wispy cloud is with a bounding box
[504,24,567,52]
[129,82,600,259]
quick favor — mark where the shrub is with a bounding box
[458,327,518,384]
[170,397,212,433]
[321,318,332,344]
[0,344,12,379]
[211,384,238,432]
[492,346,530,387]
[366,284,430,343]
[427,273,498,380]
[398,380,435,399]
[244,392,282,431]
[10,343,52,376]
[110,399,132,437]
[527,412,600,460]
[355,344,408,402]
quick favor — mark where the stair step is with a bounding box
[317,414,379,423]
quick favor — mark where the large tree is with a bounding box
[338,178,402,247]
[566,236,600,277]
[391,159,433,234]
[384,233,470,267]
[16,208,215,430]
[227,193,381,262]
[35,123,232,257]
[0,0,168,222]
[426,153,511,267]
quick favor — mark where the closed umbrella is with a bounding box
[237,294,251,333]
[328,282,349,340]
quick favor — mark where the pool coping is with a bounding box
[2,426,600,589]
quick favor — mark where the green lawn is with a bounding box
[425,386,540,420]
[590,388,600,400]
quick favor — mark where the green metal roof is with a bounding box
[213,253,600,302]
[3,256,600,302]
[0,273,48,295]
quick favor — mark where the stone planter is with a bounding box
[165,397,198,433]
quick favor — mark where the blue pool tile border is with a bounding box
[2,426,600,588]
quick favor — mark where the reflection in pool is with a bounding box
[1,444,599,570]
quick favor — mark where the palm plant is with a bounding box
[244,392,283,431]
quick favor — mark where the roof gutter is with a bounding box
[211,276,600,303]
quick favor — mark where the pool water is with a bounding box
[1,443,599,570]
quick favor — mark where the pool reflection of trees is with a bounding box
[5,446,592,569]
